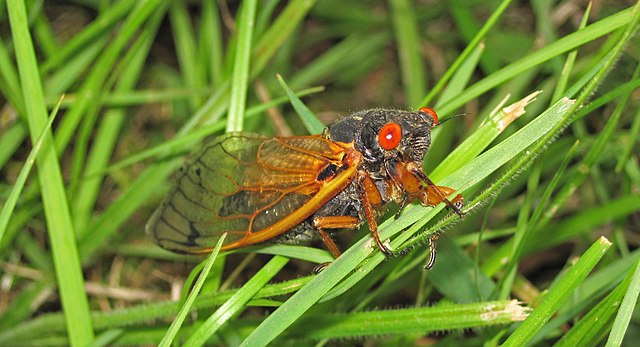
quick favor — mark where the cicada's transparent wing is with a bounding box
[146,133,356,253]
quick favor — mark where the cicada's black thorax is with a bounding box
[325,109,435,179]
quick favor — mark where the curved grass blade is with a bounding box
[0,97,62,243]
[159,233,226,347]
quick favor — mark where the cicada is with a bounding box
[147,108,463,259]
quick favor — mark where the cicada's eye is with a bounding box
[419,107,439,125]
[378,122,402,150]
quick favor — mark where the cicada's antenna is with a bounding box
[433,112,468,127]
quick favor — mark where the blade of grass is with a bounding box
[284,300,527,340]
[531,250,640,344]
[226,0,257,132]
[159,234,226,347]
[32,9,59,59]
[44,35,109,95]
[0,36,25,115]
[7,0,94,345]
[170,1,204,110]
[276,74,325,134]
[496,140,580,297]
[550,3,591,104]
[389,0,426,107]
[0,97,61,245]
[199,0,225,86]
[435,42,484,109]
[615,104,640,173]
[289,33,389,90]
[431,91,541,179]
[251,0,318,76]
[605,257,640,346]
[425,41,484,166]
[0,123,28,169]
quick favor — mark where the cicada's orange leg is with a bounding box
[425,185,464,212]
[406,163,464,217]
[313,215,361,258]
[355,171,394,257]
[312,215,361,273]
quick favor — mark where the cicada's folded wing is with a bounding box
[146,133,359,253]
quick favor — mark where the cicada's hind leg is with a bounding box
[311,215,361,273]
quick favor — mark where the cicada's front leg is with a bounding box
[405,162,464,217]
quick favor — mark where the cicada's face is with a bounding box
[325,108,437,178]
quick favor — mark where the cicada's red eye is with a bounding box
[419,107,439,125]
[378,122,402,150]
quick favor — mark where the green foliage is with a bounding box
[0,1,638,346]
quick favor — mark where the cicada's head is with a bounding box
[326,108,438,177]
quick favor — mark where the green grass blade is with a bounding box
[431,91,541,180]
[550,3,591,104]
[615,103,640,173]
[286,300,526,340]
[0,122,28,169]
[7,0,94,345]
[199,0,225,86]
[389,0,426,107]
[0,35,25,115]
[159,234,226,347]
[605,257,640,346]
[0,97,61,244]
[226,0,257,132]
[276,74,325,134]
[170,1,203,110]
